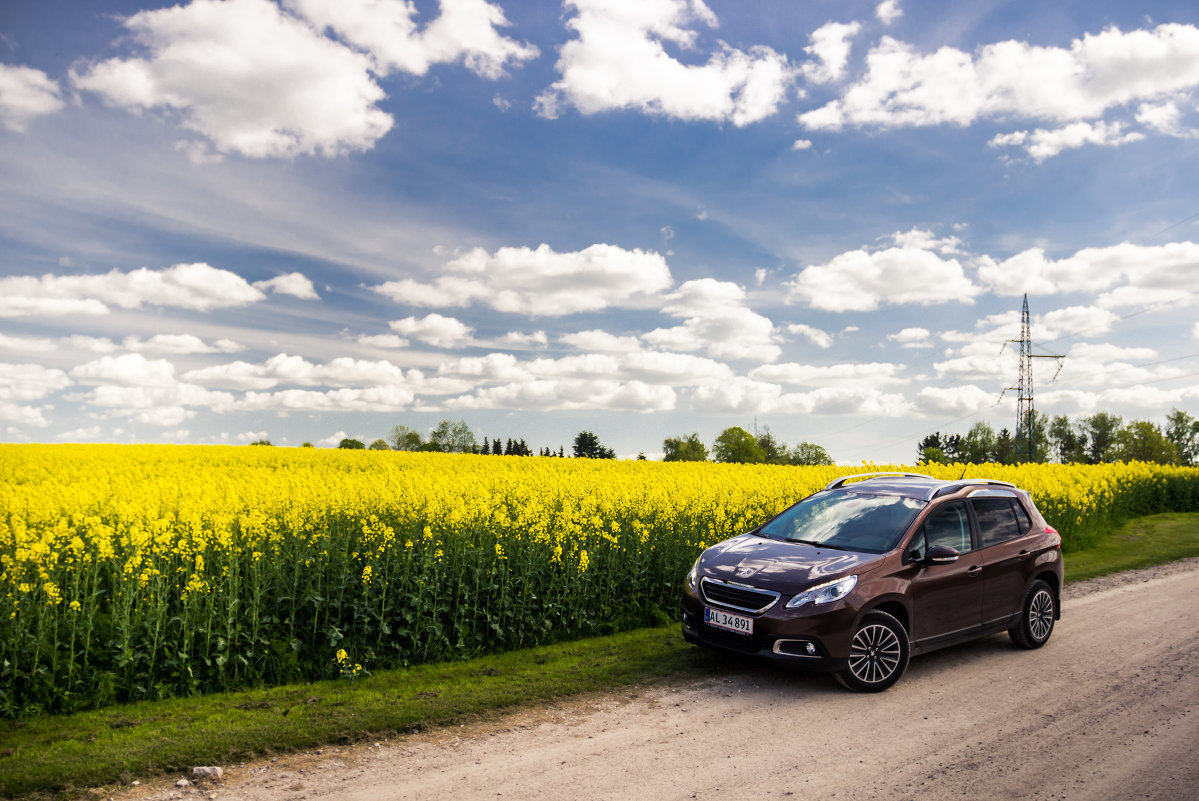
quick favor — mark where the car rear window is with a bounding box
[759,491,927,553]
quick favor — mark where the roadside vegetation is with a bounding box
[2,512,1197,799]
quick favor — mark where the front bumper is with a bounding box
[680,589,858,672]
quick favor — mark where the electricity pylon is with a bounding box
[1001,295,1064,463]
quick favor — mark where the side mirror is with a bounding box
[925,544,960,563]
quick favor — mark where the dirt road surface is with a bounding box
[122,560,1199,801]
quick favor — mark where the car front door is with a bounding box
[908,500,982,647]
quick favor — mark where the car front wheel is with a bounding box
[1009,579,1056,649]
[834,610,910,692]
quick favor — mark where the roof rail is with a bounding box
[824,472,934,490]
[932,478,1017,498]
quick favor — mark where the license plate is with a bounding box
[705,607,753,635]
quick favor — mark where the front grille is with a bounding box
[700,577,780,614]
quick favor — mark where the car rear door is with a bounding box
[971,494,1037,629]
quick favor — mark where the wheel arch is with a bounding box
[1032,569,1062,620]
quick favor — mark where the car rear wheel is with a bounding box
[834,610,910,693]
[1009,579,1056,649]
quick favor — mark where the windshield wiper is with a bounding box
[786,537,849,550]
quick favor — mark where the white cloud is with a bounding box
[238,385,415,412]
[253,272,320,299]
[792,138,813,150]
[0,263,265,317]
[749,361,906,388]
[0,63,65,131]
[124,334,244,354]
[690,378,911,416]
[934,341,1016,382]
[372,243,673,316]
[560,330,643,353]
[798,23,1199,143]
[71,354,178,387]
[786,323,833,349]
[1037,305,1119,339]
[644,279,781,361]
[876,1,902,26]
[977,241,1199,299]
[319,430,349,447]
[72,0,393,159]
[916,384,995,415]
[0,402,51,428]
[184,353,411,389]
[801,21,861,84]
[989,120,1144,161]
[1136,100,1193,136]
[1053,342,1182,389]
[889,228,963,254]
[497,330,548,348]
[446,378,676,413]
[286,0,538,79]
[65,336,120,353]
[235,430,271,443]
[1194,322,1199,340]
[390,314,476,349]
[887,327,932,348]
[786,244,980,311]
[58,425,103,441]
[0,334,57,352]
[0,363,71,401]
[358,334,410,348]
[535,0,795,126]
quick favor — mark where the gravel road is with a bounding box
[121,559,1199,801]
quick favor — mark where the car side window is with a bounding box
[1013,500,1033,533]
[973,497,1022,547]
[920,501,972,554]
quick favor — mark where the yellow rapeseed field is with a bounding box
[1,444,1196,715]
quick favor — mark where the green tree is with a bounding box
[1165,408,1199,466]
[1014,410,1050,463]
[917,433,943,464]
[429,419,477,453]
[389,424,423,451]
[1048,415,1087,464]
[994,428,1016,464]
[755,428,787,464]
[787,442,834,465]
[919,446,947,465]
[300,442,314,448]
[663,432,709,462]
[712,426,765,464]
[572,431,616,459]
[249,439,272,446]
[960,421,997,464]
[368,438,390,451]
[1083,412,1123,463]
[1110,420,1179,464]
[338,438,365,449]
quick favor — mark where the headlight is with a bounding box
[685,557,701,592]
[786,575,857,609]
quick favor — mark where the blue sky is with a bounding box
[1,0,1198,462]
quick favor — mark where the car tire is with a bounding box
[834,610,910,693]
[1009,579,1056,649]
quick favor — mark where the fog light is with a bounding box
[805,642,817,655]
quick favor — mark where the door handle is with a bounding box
[966,565,982,576]
[1016,549,1031,560]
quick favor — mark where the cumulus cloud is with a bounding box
[887,327,932,348]
[535,0,795,125]
[644,279,781,361]
[446,378,676,413]
[798,23,1199,157]
[124,334,244,354]
[184,353,411,390]
[786,323,833,349]
[71,353,178,387]
[0,363,71,402]
[72,0,393,159]
[0,63,65,131]
[690,378,912,416]
[915,384,995,415]
[371,243,673,316]
[876,1,902,26]
[976,241,1199,301]
[238,385,415,412]
[786,242,980,312]
[286,0,538,79]
[989,120,1144,161]
[0,263,265,317]
[560,330,643,353]
[749,361,906,388]
[389,314,476,349]
[0,334,57,352]
[801,21,861,84]
[253,272,320,299]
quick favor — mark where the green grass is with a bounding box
[4,513,1198,799]
[1064,512,1199,583]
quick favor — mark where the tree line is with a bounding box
[257,419,834,465]
[917,408,1199,466]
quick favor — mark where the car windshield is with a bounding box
[759,490,927,553]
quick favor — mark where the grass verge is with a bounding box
[4,513,1198,799]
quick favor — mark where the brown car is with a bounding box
[681,472,1063,691]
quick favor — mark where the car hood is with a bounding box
[698,533,884,592]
